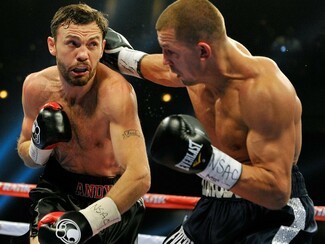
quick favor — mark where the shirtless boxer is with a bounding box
[101,0,317,243]
[17,4,150,244]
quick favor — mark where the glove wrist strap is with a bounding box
[29,139,52,166]
[118,48,147,78]
[80,197,121,235]
[197,146,242,190]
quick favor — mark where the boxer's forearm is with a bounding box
[101,27,183,87]
[140,54,184,87]
[231,164,290,210]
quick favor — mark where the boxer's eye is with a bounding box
[66,40,80,48]
[88,41,99,47]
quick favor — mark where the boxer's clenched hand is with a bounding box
[101,28,147,78]
[38,211,92,244]
[29,102,71,166]
[38,197,121,244]
[150,114,242,189]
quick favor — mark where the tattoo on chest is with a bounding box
[122,129,141,139]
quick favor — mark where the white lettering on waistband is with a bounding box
[201,179,241,198]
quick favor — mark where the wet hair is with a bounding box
[50,3,108,39]
[156,0,226,44]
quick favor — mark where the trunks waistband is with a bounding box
[291,164,308,197]
[201,165,308,198]
[39,157,120,199]
[201,179,241,198]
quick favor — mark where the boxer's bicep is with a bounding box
[107,81,145,169]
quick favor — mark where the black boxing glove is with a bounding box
[38,211,92,244]
[150,114,213,173]
[29,102,71,166]
[150,114,242,189]
[101,28,147,78]
[38,197,121,244]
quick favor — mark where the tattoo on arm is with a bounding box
[122,129,141,139]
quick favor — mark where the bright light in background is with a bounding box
[0,90,8,99]
[0,114,42,209]
[161,93,172,103]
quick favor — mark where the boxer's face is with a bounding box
[157,28,202,86]
[48,22,105,87]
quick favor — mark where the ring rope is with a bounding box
[0,220,165,243]
[0,181,324,221]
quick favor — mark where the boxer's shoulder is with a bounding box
[25,66,59,85]
[23,67,61,106]
[38,66,60,81]
[96,63,129,84]
[96,65,136,100]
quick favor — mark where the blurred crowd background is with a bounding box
[0,0,324,242]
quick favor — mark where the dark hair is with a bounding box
[51,3,108,39]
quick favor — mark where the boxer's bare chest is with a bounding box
[68,104,108,148]
[47,96,118,175]
[188,85,249,162]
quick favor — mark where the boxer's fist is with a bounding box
[151,114,243,189]
[101,28,133,71]
[38,211,92,244]
[32,102,71,149]
[101,28,147,78]
[150,114,213,174]
[38,197,121,243]
[29,102,71,165]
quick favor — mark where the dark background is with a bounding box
[0,0,324,242]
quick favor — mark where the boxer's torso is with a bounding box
[188,82,250,164]
[187,57,302,166]
[28,66,123,177]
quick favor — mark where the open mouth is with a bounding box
[71,66,89,76]
[73,67,88,72]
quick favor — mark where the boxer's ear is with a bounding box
[47,37,57,56]
[197,42,211,59]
